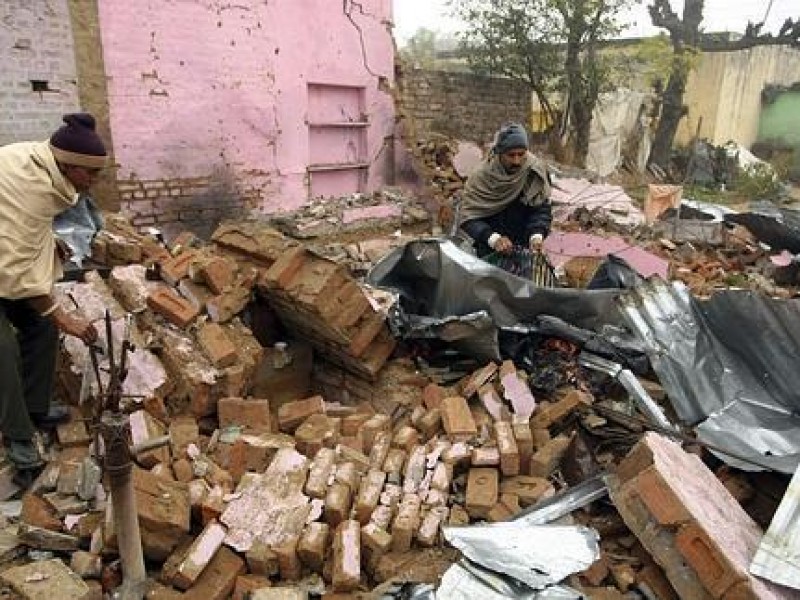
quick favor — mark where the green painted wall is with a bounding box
[758,91,800,178]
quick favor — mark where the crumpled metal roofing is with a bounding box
[618,278,800,473]
[366,238,629,361]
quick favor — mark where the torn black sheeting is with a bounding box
[366,238,645,366]
[725,202,800,253]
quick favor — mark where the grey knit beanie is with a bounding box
[493,122,529,154]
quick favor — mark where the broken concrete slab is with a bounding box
[0,558,90,599]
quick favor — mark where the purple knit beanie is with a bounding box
[49,113,108,168]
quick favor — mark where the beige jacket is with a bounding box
[0,141,77,299]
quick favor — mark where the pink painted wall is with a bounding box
[98,0,396,217]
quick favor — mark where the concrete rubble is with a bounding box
[1,150,799,599]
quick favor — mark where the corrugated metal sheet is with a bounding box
[618,278,800,473]
[751,463,800,590]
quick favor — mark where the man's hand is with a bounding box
[496,236,514,254]
[490,234,514,254]
[53,309,98,345]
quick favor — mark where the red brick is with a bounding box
[21,493,61,531]
[499,475,554,507]
[495,421,520,476]
[277,395,325,432]
[147,288,200,328]
[354,469,386,525]
[329,282,371,329]
[201,257,237,295]
[297,522,329,573]
[465,468,499,519]
[263,246,309,290]
[347,310,386,358]
[169,231,198,253]
[512,421,534,474]
[182,545,245,600]
[130,409,170,468]
[391,494,422,552]
[206,287,251,323]
[159,250,198,285]
[499,360,536,419]
[171,520,226,590]
[196,323,237,368]
[440,396,478,441]
[361,414,391,453]
[636,466,693,526]
[232,574,271,600]
[422,383,446,410]
[169,416,200,459]
[461,362,499,398]
[218,397,272,434]
[675,522,747,598]
[294,414,340,457]
[529,434,573,478]
[332,520,361,592]
[530,389,593,430]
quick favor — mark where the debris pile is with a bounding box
[1,176,798,598]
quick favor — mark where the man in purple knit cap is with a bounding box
[0,113,106,483]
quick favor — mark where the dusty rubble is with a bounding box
[0,212,793,600]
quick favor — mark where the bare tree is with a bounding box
[648,1,800,170]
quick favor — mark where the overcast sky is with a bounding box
[393,0,798,44]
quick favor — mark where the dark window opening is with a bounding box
[30,80,53,92]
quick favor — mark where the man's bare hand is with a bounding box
[54,311,98,345]
[495,236,514,254]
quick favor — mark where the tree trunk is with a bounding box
[565,35,592,168]
[648,0,705,170]
[649,71,687,169]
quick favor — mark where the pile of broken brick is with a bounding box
[0,213,793,600]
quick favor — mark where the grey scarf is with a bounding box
[459,152,551,224]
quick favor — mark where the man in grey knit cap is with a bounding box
[459,122,553,258]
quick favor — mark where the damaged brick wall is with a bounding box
[398,67,531,144]
[96,0,396,237]
[119,171,267,240]
[0,1,81,145]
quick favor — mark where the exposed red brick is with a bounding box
[147,288,200,328]
[201,257,237,295]
[159,250,198,286]
[218,397,272,434]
